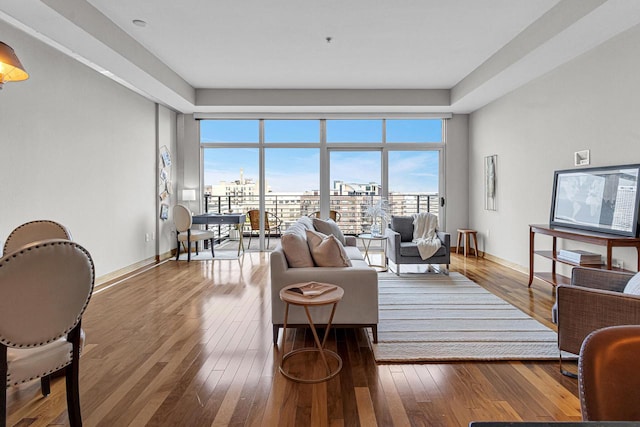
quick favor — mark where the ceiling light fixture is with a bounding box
[0,42,29,90]
[133,19,147,27]
[325,37,332,43]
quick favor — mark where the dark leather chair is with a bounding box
[579,325,640,421]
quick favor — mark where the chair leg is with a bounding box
[187,240,191,262]
[372,325,378,343]
[396,264,400,276]
[273,325,279,345]
[66,360,82,426]
[210,238,215,258]
[175,236,180,261]
[66,324,82,427]
[248,233,252,249]
[41,375,51,396]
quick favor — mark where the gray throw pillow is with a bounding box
[312,218,346,245]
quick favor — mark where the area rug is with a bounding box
[368,272,569,362]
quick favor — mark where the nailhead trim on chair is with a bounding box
[0,240,95,348]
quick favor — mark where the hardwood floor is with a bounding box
[6,252,582,426]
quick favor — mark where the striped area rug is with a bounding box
[369,272,569,362]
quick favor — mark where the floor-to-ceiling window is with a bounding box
[200,117,445,249]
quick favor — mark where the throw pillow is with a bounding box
[312,218,346,245]
[623,272,640,295]
[281,233,314,268]
[305,229,352,267]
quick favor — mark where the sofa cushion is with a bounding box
[298,215,314,230]
[281,233,314,267]
[312,218,346,245]
[343,245,364,261]
[399,241,446,258]
[623,272,640,295]
[305,229,352,267]
[391,216,414,242]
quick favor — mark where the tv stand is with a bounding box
[529,224,640,287]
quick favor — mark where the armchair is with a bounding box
[554,267,640,377]
[385,215,450,275]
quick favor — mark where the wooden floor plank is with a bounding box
[6,252,582,426]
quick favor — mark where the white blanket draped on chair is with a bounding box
[412,212,441,260]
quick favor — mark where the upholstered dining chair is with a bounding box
[174,204,216,261]
[2,219,73,397]
[578,325,640,421]
[3,220,72,255]
[1,239,95,427]
[247,209,282,249]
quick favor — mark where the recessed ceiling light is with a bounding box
[133,19,147,27]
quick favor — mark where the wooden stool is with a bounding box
[456,229,479,258]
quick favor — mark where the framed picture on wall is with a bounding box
[160,203,169,221]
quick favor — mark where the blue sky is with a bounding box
[202,120,441,193]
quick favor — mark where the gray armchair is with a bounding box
[385,215,450,275]
[553,267,640,377]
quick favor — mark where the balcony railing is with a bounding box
[202,193,439,242]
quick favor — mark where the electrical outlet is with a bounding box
[145,233,150,242]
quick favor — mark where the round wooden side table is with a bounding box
[279,284,344,383]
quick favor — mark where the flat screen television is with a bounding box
[550,164,640,237]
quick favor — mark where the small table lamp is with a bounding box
[181,189,197,213]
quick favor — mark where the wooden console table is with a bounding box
[529,224,640,287]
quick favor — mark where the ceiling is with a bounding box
[2,0,640,114]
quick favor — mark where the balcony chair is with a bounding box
[174,204,215,261]
[579,325,640,421]
[247,209,282,249]
[385,214,450,275]
[553,267,640,377]
[3,220,72,255]
[308,210,341,222]
[1,239,95,427]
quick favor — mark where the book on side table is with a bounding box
[557,249,602,265]
[287,282,337,297]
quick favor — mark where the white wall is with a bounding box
[469,23,640,273]
[157,105,178,256]
[0,21,164,278]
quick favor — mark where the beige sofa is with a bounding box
[270,216,378,344]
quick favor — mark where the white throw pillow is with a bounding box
[305,229,352,267]
[281,233,314,268]
[623,272,640,295]
[312,218,346,245]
